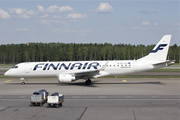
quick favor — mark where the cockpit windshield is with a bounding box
[12,66,18,69]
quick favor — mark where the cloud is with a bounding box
[67,13,87,19]
[9,8,35,19]
[37,5,73,13]
[58,6,73,12]
[40,20,66,25]
[95,2,113,13]
[27,10,36,15]
[0,9,11,19]
[53,29,93,33]
[37,5,44,11]
[142,21,151,25]
[39,14,49,18]
[140,9,157,14]
[52,15,61,19]
[153,23,159,26]
[9,8,26,15]
[14,28,29,31]
[46,5,59,13]
[174,23,179,26]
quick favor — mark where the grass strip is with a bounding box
[0,64,15,66]
[102,76,180,78]
[173,63,180,65]
[0,69,8,71]
[148,69,180,72]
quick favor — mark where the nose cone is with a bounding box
[4,71,9,76]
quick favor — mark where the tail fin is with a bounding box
[138,35,171,62]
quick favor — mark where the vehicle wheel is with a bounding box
[56,104,59,108]
[60,103,62,107]
[47,104,50,108]
[30,103,33,107]
[40,102,42,107]
[21,82,25,85]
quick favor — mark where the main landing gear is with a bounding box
[85,79,91,85]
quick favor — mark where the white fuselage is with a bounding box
[4,60,164,78]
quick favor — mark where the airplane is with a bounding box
[4,35,175,85]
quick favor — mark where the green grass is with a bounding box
[0,69,8,71]
[148,69,180,72]
[103,76,180,78]
[0,64,15,66]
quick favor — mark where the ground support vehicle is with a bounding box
[47,92,64,108]
[30,89,49,107]
[30,91,44,107]
[39,89,49,102]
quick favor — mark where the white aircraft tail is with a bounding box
[138,35,171,63]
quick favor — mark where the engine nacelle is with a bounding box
[58,74,75,83]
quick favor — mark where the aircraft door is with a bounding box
[24,63,30,73]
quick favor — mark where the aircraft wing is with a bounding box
[60,61,109,77]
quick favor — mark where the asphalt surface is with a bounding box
[0,78,179,120]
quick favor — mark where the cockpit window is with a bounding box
[12,66,18,69]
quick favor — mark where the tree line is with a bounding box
[0,42,179,64]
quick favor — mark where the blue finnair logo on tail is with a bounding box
[151,44,167,53]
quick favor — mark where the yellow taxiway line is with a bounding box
[4,80,12,82]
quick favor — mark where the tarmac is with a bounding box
[0,77,179,120]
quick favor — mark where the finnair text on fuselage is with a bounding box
[33,62,100,71]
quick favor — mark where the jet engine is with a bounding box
[58,74,75,83]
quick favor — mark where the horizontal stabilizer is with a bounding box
[152,60,175,66]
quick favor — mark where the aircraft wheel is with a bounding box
[21,82,25,85]
[85,79,91,85]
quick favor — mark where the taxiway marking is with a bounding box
[122,80,127,82]
[4,80,12,82]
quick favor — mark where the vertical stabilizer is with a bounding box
[138,35,171,62]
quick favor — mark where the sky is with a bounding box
[0,0,179,46]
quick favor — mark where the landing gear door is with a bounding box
[134,60,138,71]
[24,63,30,73]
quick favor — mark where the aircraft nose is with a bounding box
[4,71,9,76]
